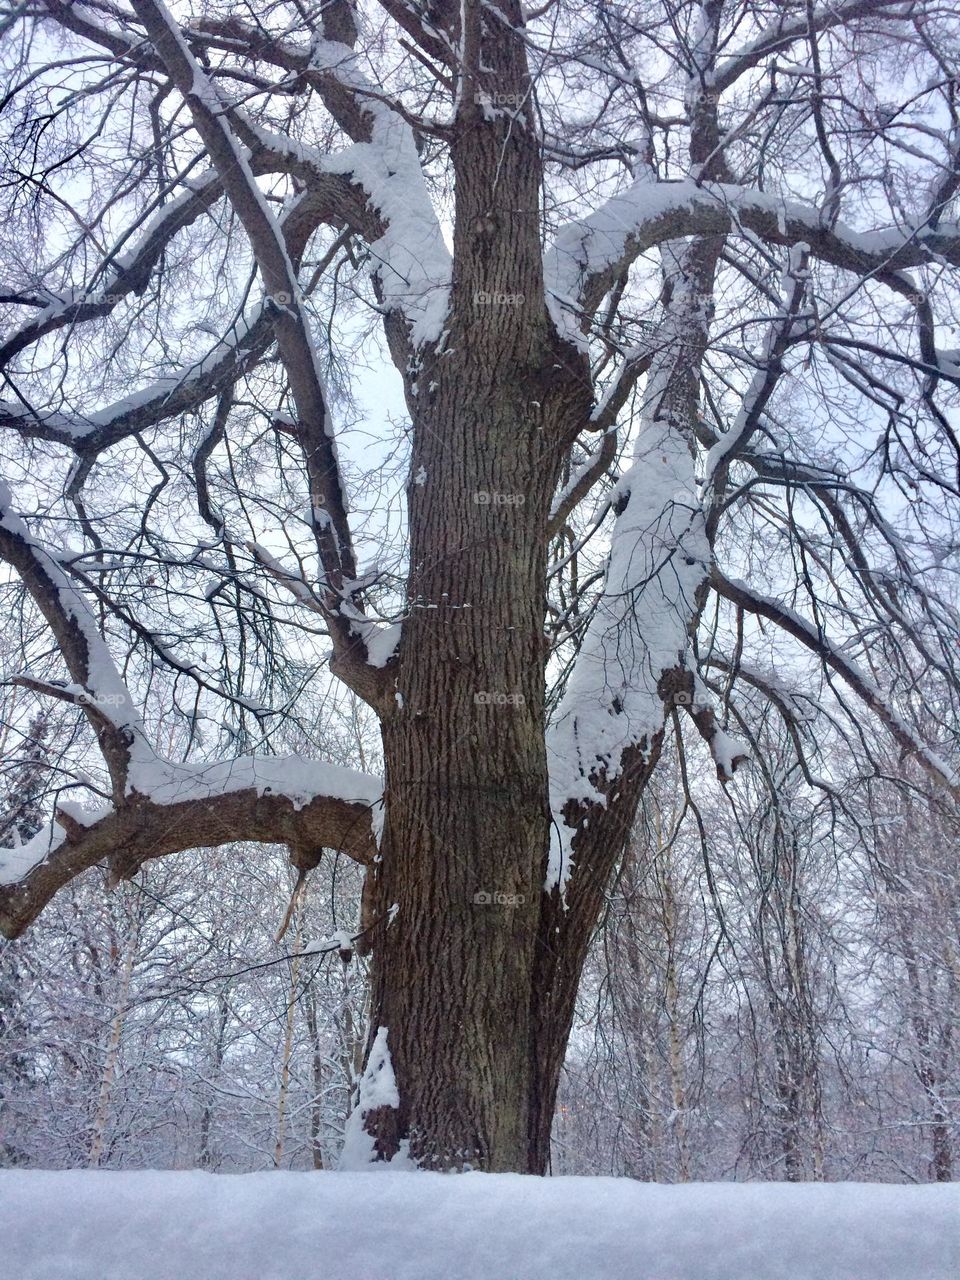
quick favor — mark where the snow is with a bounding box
[346,617,402,668]
[0,176,218,371]
[302,927,354,957]
[309,40,451,347]
[710,726,749,777]
[338,598,402,667]
[0,399,89,442]
[128,754,383,812]
[0,820,65,887]
[3,304,267,444]
[546,410,710,891]
[340,1026,414,1170]
[371,796,386,849]
[548,427,616,523]
[543,179,946,348]
[0,1170,955,1280]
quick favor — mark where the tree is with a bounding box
[557,744,705,1181]
[1,0,959,1172]
[859,774,960,1182]
[711,727,831,1181]
[0,712,48,1162]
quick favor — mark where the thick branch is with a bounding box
[714,0,912,95]
[0,760,381,938]
[545,179,960,343]
[135,0,356,599]
[0,173,222,371]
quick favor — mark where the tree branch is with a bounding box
[0,758,381,938]
[711,569,959,794]
[545,179,960,343]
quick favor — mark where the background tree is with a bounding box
[0,710,48,1162]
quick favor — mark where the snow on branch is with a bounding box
[1,306,274,453]
[0,172,223,371]
[544,179,960,347]
[0,139,359,387]
[713,0,909,94]
[131,7,341,476]
[183,19,452,349]
[305,41,451,349]
[0,476,153,792]
[132,0,395,692]
[0,756,383,938]
[547,427,619,539]
[0,164,366,456]
[546,247,749,893]
[546,417,713,891]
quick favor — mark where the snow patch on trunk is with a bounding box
[546,418,709,892]
[340,1027,415,1171]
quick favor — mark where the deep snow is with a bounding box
[0,1170,956,1280]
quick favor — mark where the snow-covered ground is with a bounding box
[1,1170,956,1280]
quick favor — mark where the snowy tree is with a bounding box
[1,0,959,1171]
[857,774,960,1182]
[0,712,48,1163]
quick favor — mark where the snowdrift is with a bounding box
[0,1169,956,1280]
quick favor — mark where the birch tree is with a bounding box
[2,0,959,1171]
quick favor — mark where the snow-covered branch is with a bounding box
[1,308,274,454]
[713,0,909,94]
[169,13,453,351]
[546,414,714,890]
[0,169,369,455]
[0,477,152,794]
[0,173,222,371]
[545,179,960,346]
[547,428,619,540]
[0,755,382,938]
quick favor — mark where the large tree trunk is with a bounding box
[361,288,573,1172]
[355,13,597,1170]
[362,650,662,1174]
